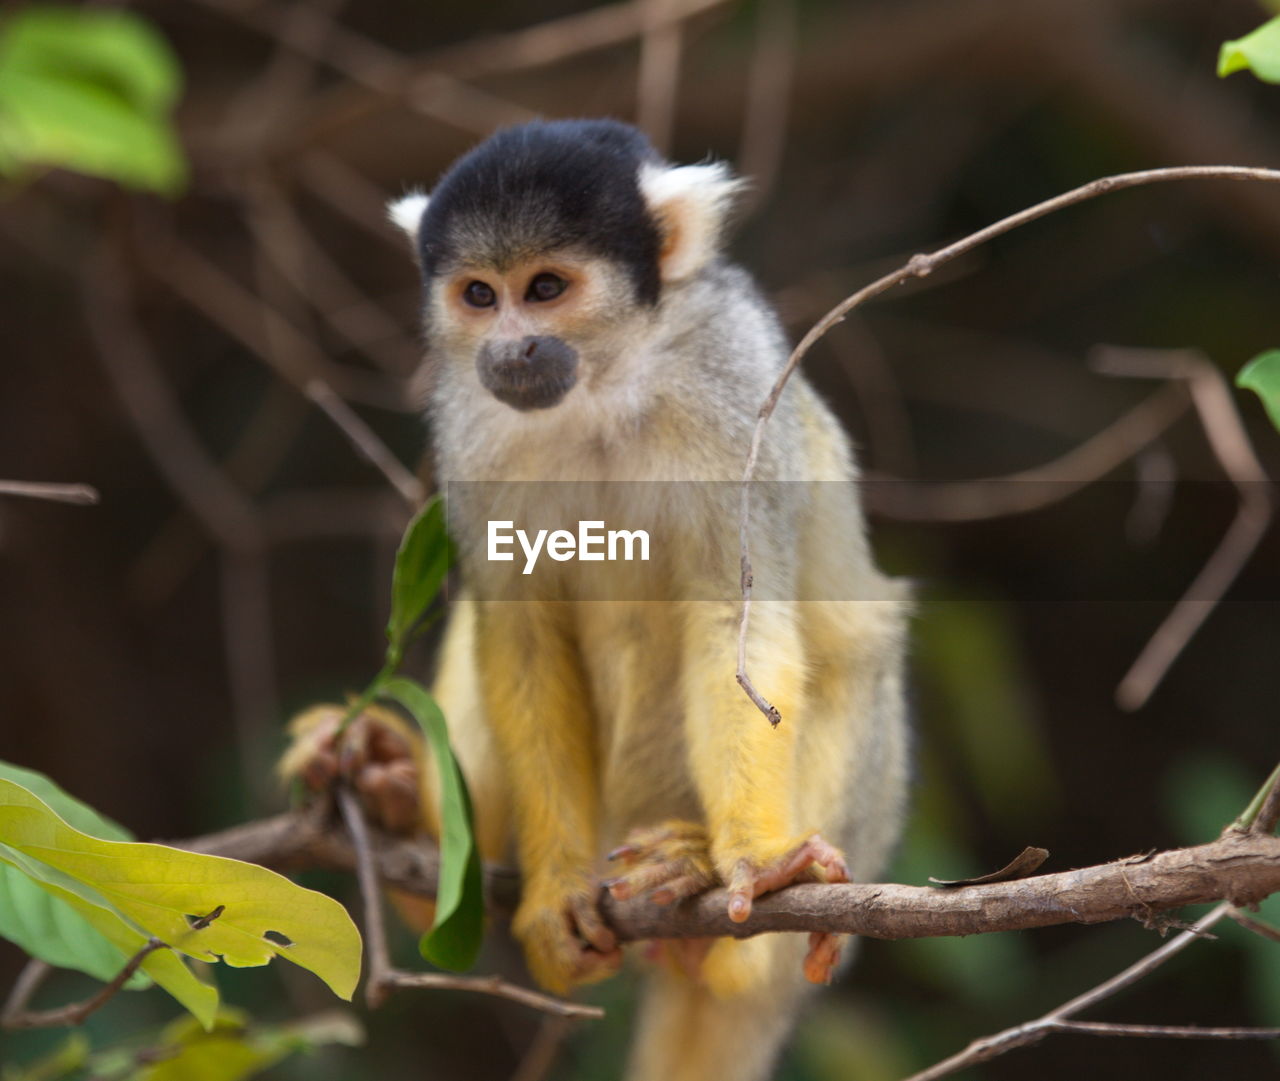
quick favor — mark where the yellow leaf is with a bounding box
[0,779,361,1006]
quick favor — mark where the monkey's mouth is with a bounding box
[477,335,579,412]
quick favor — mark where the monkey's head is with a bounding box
[388,119,743,412]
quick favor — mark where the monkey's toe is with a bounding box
[725,833,850,923]
[803,931,845,984]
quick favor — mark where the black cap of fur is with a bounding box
[417,119,664,305]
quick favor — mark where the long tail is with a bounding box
[624,936,818,1081]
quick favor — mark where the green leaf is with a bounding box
[2,1032,91,1081]
[0,761,132,840]
[0,778,362,1012]
[385,496,451,655]
[1236,349,1280,432]
[0,762,144,988]
[0,6,186,193]
[381,676,484,972]
[0,859,152,988]
[1218,16,1280,82]
[135,1009,362,1081]
[0,835,219,1026]
[0,6,180,110]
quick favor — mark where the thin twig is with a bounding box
[1243,761,1280,836]
[1045,1019,1280,1039]
[1230,908,1280,946]
[1,960,50,1024]
[0,481,100,505]
[140,237,413,411]
[1,908,221,1031]
[336,785,395,1007]
[305,380,425,507]
[509,1015,577,1081]
[1094,348,1275,710]
[335,788,599,1019]
[282,0,732,152]
[380,971,603,1020]
[899,903,1234,1081]
[863,380,1191,521]
[84,244,278,802]
[636,0,684,155]
[738,164,1280,724]
[737,0,796,213]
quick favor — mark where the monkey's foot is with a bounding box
[513,888,623,995]
[281,704,421,833]
[604,820,718,905]
[724,833,849,923]
[803,931,846,985]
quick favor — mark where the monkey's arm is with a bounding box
[474,600,621,994]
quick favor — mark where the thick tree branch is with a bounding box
[180,813,1280,943]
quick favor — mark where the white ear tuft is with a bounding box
[638,161,746,282]
[387,190,430,244]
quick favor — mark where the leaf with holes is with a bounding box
[1219,16,1280,82]
[385,496,451,657]
[382,677,484,972]
[0,777,362,1018]
[1237,350,1280,433]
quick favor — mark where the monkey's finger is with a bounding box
[608,820,707,863]
[604,858,690,900]
[803,932,845,985]
[571,898,618,955]
[649,873,712,905]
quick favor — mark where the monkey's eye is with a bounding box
[526,273,568,302]
[463,280,496,308]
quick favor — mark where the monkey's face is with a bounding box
[428,252,643,413]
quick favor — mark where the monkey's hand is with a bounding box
[512,878,623,995]
[724,832,850,984]
[604,820,719,905]
[279,704,422,834]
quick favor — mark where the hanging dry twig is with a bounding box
[737,164,1280,725]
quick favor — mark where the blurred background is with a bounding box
[1,0,1278,1077]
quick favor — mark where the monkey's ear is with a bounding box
[639,162,745,282]
[387,190,430,246]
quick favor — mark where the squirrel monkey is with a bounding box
[291,119,910,1081]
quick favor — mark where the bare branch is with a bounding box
[900,903,1235,1081]
[636,0,684,155]
[1,909,221,1031]
[180,813,1280,944]
[305,380,425,507]
[1094,349,1274,710]
[738,164,1280,724]
[1230,907,1280,946]
[1050,1020,1280,1040]
[737,0,796,213]
[335,789,599,1020]
[0,481,100,505]
[863,380,1191,521]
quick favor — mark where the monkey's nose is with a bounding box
[478,335,580,411]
